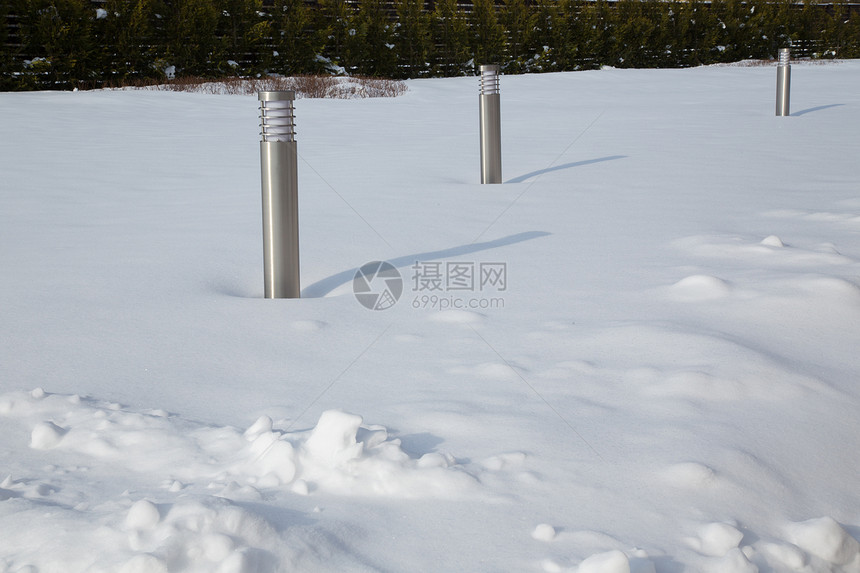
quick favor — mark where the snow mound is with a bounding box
[577,550,630,573]
[796,277,860,302]
[705,548,758,573]
[689,522,745,556]
[125,499,162,530]
[760,235,785,247]
[762,542,807,570]
[532,518,860,573]
[0,389,480,499]
[533,523,558,542]
[298,409,479,496]
[0,389,515,571]
[121,496,284,572]
[662,462,719,489]
[669,275,732,301]
[29,420,67,449]
[1,489,355,572]
[649,370,763,402]
[787,517,860,568]
[674,234,855,266]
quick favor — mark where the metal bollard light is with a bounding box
[776,48,791,117]
[479,64,502,184]
[259,91,300,299]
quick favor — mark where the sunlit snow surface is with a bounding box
[1,62,859,572]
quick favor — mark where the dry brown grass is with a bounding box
[719,58,837,67]
[106,75,408,98]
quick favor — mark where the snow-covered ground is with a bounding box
[1,62,859,573]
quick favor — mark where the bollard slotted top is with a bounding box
[258,91,296,102]
[259,91,296,142]
[479,65,500,95]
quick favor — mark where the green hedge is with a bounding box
[2,0,859,90]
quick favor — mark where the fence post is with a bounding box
[259,91,300,299]
[479,64,502,184]
[776,48,791,117]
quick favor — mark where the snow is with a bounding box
[576,550,631,573]
[787,517,860,569]
[688,522,745,557]
[533,523,558,542]
[2,61,860,572]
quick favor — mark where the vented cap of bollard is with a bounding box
[258,91,296,102]
[479,64,500,95]
[259,91,296,142]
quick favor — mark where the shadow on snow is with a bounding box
[506,155,627,184]
[302,230,551,298]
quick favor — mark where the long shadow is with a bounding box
[792,103,844,116]
[302,230,551,298]
[506,155,627,184]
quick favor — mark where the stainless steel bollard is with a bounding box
[776,48,791,117]
[479,64,502,184]
[259,91,300,298]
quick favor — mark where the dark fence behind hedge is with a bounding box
[2,0,859,90]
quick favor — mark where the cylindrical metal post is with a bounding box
[776,48,791,117]
[259,91,300,299]
[479,64,502,184]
